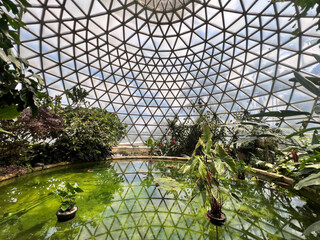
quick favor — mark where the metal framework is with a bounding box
[19,0,320,145]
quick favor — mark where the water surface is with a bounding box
[0,160,319,239]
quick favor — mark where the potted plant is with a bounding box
[55,182,83,222]
[181,125,239,226]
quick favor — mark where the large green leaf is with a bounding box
[215,144,237,173]
[202,124,211,142]
[60,203,71,212]
[293,71,320,96]
[286,127,320,139]
[0,104,21,120]
[305,164,320,169]
[0,49,10,62]
[240,121,269,127]
[198,160,207,180]
[312,130,319,145]
[213,158,224,175]
[251,110,310,118]
[289,77,320,86]
[313,54,320,63]
[294,172,320,190]
[304,220,320,236]
[296,120,320,125]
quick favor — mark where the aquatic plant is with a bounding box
[181,125,239,222]
[55,182,83,212]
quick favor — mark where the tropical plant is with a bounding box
[158,110,226,157]
[279,54,320,190]
[0,0,47,122]
[64,86,89,106]
[52,106,127,162]
[143,137,158,159]
[55,182,83,212]
[181,125,239,221]
[225,111,286,169]
[285,127,320,190]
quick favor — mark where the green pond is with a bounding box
[0,160,319,240]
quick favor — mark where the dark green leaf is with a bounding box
[291,28,299,36]
[312,130,319,145]
[0,104,21,120]
[60,203,70,212]
[251,110,310,118]
[74,187,84,193]
[0,49,10,62]
[304,220,320,236]
[215,144,237,173]
[289,77,320,86]
[294,172,320,190]
[240,121,269,127]
[293,71,320,96]
[198,160,207,180]
[286,127,320,139]
[296,120,320,125]
[313,54,320,63]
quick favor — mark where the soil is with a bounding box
[0,165,29,177]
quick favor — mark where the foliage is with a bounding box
[0,107,64,165]
[295,172,320,190]
[226,112,286,168]
[294,0,320,31]
[251,110,311,118]
[158,109,226,157]
[280,55,320,189]
[64,86,89,106]
[292,69,320,97]
[143,137,159,157]
[0,0,47,120]
[50,105,126,162]
[181,125,238,218]
[117,150,130,156]
[0,87,126,165]
[55,182,83,212]
[304,220,320,236]
[286,128,320,190]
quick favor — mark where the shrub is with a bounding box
[158,111,226,157]
[0,107,63,165]
[50,106,127,162]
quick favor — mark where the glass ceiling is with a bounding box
[19,0,319,145]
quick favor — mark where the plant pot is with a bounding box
[56,206,78,222]
[205,210,226,226]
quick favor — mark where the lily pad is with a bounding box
[154,177,184,191]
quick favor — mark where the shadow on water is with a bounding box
[0,160,319,239]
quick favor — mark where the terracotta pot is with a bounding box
[205,211,226,226]
[56,206,78,222]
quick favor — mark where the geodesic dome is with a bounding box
[19,0,320,145]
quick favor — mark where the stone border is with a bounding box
[0,156,188,183]
[107,156,189,161]
[0,162,71,182]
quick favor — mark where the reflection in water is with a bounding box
[0,161,319,239]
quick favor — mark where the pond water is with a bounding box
[0,160,319,240]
